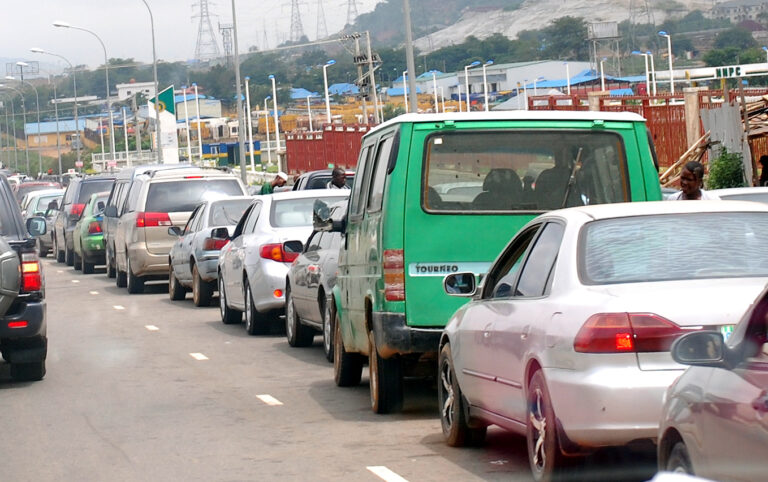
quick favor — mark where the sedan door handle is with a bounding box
[752,393,768,413]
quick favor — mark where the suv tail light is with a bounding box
[88,221,103,235]
[573,313,687,354]
[203,237,229,250]
[136,212,172,228]
[20,252,42,293]
[383,249,405,301]
[70,203,85,218]
[259,243,299,263]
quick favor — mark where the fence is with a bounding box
[285,124,370,173]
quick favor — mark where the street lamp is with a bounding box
[464,60,481,112]
[193,83,203,163]
[532,76,545,96]
[8,67,42,176]
[180,85,192,162]
[0,94,18,170]
[430,70,439,113]
[523,79,528,111]
[264,96,272,165]
[658,31,674,95]
[139,0,161,163]
[599,57,607,92]
[230,0,246,181]
[268,75,280,169]
[0,85,28,173]
[647,51,657,96]
[244,77,255,172]
[564,62,571,96]
[632,51,650,96]
[482,60,493,112]
[322,59,335,124]
[401,71,409,113]
[53,21,116,162]
[306,95,314,132]
[31,47,80,172]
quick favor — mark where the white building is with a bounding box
[116,81,156,101]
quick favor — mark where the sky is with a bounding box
[1,0,383,73]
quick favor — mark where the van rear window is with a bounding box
[423,130,629,212]
[146,179,243,212]
[78,180,114,204]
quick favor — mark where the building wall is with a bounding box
[712,2,768,23]
[176,99,222,121]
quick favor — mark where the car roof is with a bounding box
[116,163,198,179]
[543,200,768,223]
[208,195,253,205]
[25,188,64,198]
[269,189,351,201]
[300,169,355,177]
[710,186,768,196]
[139,166,238,180]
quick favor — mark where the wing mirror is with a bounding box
[168,226,183,237]
[671,331,727,367]
[313,199,346,233]
[211,227,230,240]
[443,272,477,297]
[283,240,303,256]
[26,217,47,237]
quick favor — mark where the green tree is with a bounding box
[542,16,589,60]
[714,27,757,50]
[707,147,746,189]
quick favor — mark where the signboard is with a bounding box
[75,161,84,168]
[149,85,180,164]
[107,160,117,168]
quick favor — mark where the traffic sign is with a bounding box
[75,161,84,168]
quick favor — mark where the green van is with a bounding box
[327,111,663,413]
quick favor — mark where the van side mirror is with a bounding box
[168,226,183,237]
[671,331,726,367]
[104,205,118,218]
[443,272,477,297]
[283,240,303,255]
[26,217,47,237]
[313,199,332,231]
[211,227,229,240]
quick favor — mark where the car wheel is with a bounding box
[169,269,186,301]
[666,442,693,475]
[192,264,212,307]
[64,241,74,267]
[116,266,127,288]
[368,330,403,414]
[73,250,82,271]
[322,300,333,362]
[244,282,269,335]
[527,370,567,482]
[439,343,487,446]
[10,360,46,381]
[54,235,65,263]
[286,289,314,347]
[333,307,363,387]
[82,254,94,274]
[126,256,145,294]
[106,248,116,278]
[219,275,241,324]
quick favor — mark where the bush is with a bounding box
[706,147,746,190]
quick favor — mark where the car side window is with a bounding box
[183,206,202,235]
[243,203,262,234]
[306,232,322,252]
[348,145,372,217]
[124,179,144,213]
[486,226,540,299]
[318,231,334,250]
[367,136,394,212]
[232,204,253,239]
[515,222,565,298]
[116,182,131,214]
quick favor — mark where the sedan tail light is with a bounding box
[259,243,299,263]
[574,313,688,353]
[203,237,229,251]
[88,221,103,235]
[136,212,172,228]
[383,249,405,301]
[20,252,42,293]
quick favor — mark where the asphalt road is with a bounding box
[0,258,658,481]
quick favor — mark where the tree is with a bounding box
[542,16,588,60]
[714,27,757,50]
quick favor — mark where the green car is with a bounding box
[73,191,110,274]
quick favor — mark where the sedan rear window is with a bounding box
[78,180,114,204]
[581,213,768,284]
[146,179,243,212]
[271,196,346,227]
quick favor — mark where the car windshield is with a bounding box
[423,130,629,212]
[78,180,114,204]
[32,194,61,214]
[16,183,61,201]
[271,196,346,227]
[146,179,243,212]
[209,198,252,226]
[581,212,768,284]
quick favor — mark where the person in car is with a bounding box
[326,168,350,189]
[669,161,720,200]
[260,172,288,194]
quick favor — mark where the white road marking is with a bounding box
[189,353,209,361]
[366,466,409,482]
[89,290,99,295]
[56,270,63,273]
[145,325,159,331]
[113,305,125,310]
[256,394,283,406]
[71,279,80,284]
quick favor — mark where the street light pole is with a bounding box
[599,57,607,91]
[565,62,571,95]
[244,76,255,172]
[10,68,42,175]
[659,31,674,94]
[632,51,650,96]
[323,60,335,124]
[193,83,203,163]
[401,71,409,113]
[230,0,247,183]
[306,95,314,132]
[402,0,418,113]
[648,51,657,96]
[0,85,29,173]
[431,70,438,112]
[140,0,162,162]
[181,85,192,162]
[269,74,281,170]
[482,60,493,112]
[464,60,480,112]
[264,96,272,165]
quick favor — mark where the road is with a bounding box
[0,259,657,481]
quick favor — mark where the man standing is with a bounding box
[326,168,350,189]
[669,161,720,200]
[260,172,288,194]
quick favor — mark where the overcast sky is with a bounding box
[1,0,383,73]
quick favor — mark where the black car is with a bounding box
[292,169,355,190]
[0,174,48,381]
[53,174,115,266]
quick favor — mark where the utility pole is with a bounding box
[231,0,247,184]
[403,0,418,113]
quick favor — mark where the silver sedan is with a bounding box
[217,190,349,335]
[438,200,768,481]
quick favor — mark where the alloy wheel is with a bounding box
[530,387,547,471]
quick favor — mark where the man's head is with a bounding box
[274,171,288,187]
[331,168,347,188]
[680,161,705,197]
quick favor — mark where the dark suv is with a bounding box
[0,174,48,381]
[53,175,115,266]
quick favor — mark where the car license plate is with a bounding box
[720,325,735,341]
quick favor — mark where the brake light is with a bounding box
[20,253,42,293]
[8,321,27,329]
[136,212,172,228]
[184,175,204,179]
[203,237,229,250]
[70,203,85,218]
[273,289,283,298]
[573,313,686,353]
[383,249,405,301]
[259,243,299,263]
[88,221,103,235]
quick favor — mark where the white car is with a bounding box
[217,190,349,335]
[438,200,768,481]
[710,186,768,204]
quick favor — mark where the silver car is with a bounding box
[710,186,768,203]
[658,285,768,481]
[21,189,64,257]
[168,196,253,306]
[218,190,348,335]
[438,200,768,481]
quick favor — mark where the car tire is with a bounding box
[439,343,487,447]
[666,442,693,475]
[126,256,145,294]
[333,307,363,387]
[10,360,46,381]
[55,235,65,263]
[169,269,186,301]
[73,250,82,271]
[192,264,212,307]
[82,254,94,275]
[244,282,268,335]
[219,275,241,324]
[116,267,127,288]
[368,330,403,414]
[285,289,314,347]
[106,248,116,279]
[527,370,568,482]
[64,242,74,267]
[322,299,334,362]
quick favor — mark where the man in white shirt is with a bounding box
[669,161,720,200]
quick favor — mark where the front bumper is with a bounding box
[128,243,170,277]
[371,312,442,358]
[544,366,682,448]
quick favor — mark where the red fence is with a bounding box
[285,124,370,174]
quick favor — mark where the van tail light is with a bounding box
[70,203,85,218]
[136,212,172,228]
[88,221,103,235]
[20,252,42,293]
[383,249,405,301]
[259,243,299,263]
[573,313,687,354]
[203,237,229,251]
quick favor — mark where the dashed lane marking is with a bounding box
[56,270,63,273]
[89,290,99,295]
[145,325,159,331]
[189,353,208,361]
[366,466,409,482]
[113,305,125,310]
[256,394,283,406]
[71,279,80,283]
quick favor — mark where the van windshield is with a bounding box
[146,179,243,212]
[423,130,629,212]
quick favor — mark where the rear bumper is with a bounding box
[371,312,441,358]
[82,237,105,263]
[197,256,220,281]
[128,243,170,277]
[0,300,47,363]
[250,261,289,313]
